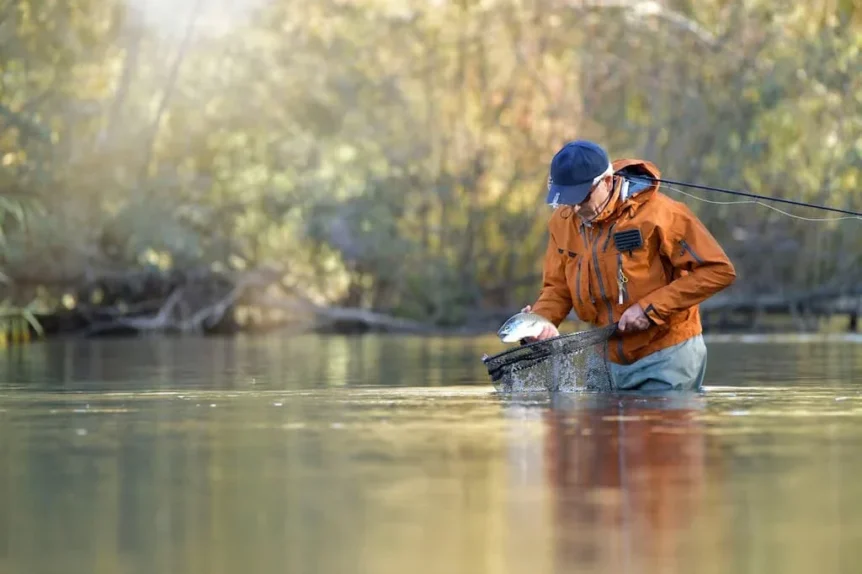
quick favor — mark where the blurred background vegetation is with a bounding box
[0,0,860,337]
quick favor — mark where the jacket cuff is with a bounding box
[637,297,666,326]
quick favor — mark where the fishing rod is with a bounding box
[633,175,862,219]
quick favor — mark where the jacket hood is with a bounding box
[591,158,662,223]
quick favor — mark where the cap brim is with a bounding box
[546,181,592,206]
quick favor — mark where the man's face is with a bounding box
[573,175,613,221]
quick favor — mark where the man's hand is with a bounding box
[520,305,559,342]
[617,303,651,333]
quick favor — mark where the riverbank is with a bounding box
[2,267,859,344]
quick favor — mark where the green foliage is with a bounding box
[0,0,860,325]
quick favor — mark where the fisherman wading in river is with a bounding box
[523,140,737,392]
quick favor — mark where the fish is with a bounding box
[496,312,556,343]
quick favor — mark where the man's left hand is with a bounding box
[618,303,651,333]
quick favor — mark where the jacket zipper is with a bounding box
[576,260,583,304]
[591,225,614,322]
[584,222,628,366]
[680,239,703,264]
[602,223,616,252]
[580,224,596,303]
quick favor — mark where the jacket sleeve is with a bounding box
[531,231,573,326]
[637,204,736,326]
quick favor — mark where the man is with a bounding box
[524,140,736,391]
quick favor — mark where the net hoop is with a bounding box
[482,323,618,391]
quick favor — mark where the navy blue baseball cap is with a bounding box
[546,140,613,206]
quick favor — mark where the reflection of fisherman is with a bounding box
[543,393,708,571]
[523,140,736,391]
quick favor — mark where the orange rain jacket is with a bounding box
[531,158,736,365]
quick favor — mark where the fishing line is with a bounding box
[632,175,862,220]
[660,183,862,222]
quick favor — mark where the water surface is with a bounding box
[1,333,861,574]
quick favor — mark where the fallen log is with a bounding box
[700,286,862,314]
[28,267,282,337]
[700,285,862,333]
[254,294,437,334]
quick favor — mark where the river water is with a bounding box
[1,332,862,574]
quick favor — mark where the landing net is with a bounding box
[482,324,618,392]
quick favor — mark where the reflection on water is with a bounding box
[0,334,861,574]
[540,393,709,574]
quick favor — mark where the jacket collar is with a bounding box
[586,158,662,224]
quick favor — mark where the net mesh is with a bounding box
[482,324,618,392]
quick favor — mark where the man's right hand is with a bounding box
[520,305,560,342]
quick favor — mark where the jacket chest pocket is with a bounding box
[606,227,657,306]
